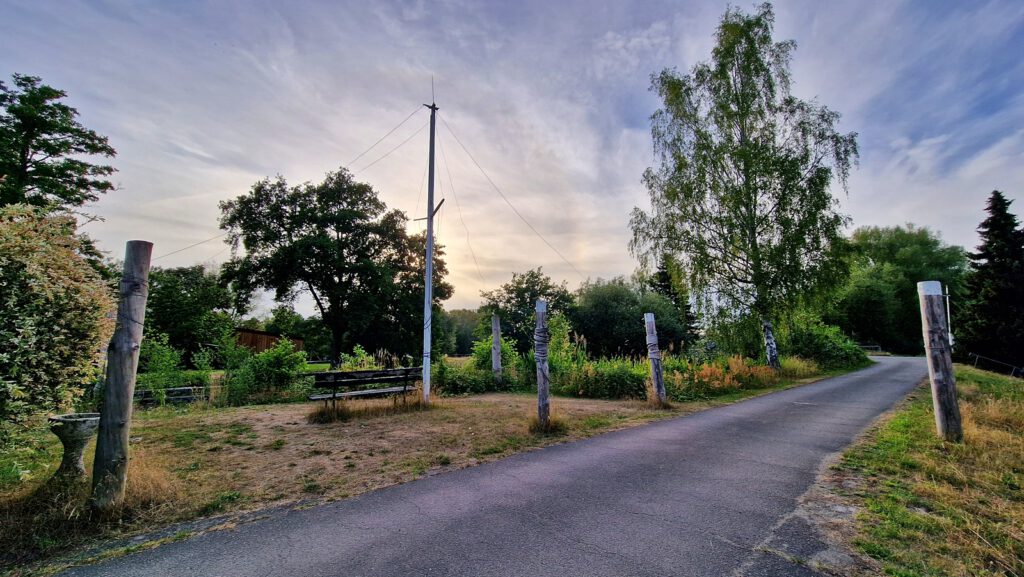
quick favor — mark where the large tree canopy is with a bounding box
[630,2,857,367]
[569,277,687,358]
[827,224,967,354]
[480,268,572,354]
[219,168,451,362]
[146,265,235,363]
[0,74,116,210]
[958,191,1024,368]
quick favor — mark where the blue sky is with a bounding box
[2,0,1022,312]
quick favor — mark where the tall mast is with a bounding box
[422,101,438,404]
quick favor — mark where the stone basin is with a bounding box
[48,412,100,478]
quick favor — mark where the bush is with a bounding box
[224,339,308,405]
[779,356,819,379]
[553,357,647,399]
[781,315,869,370]
[434,358,501,395]
[470,336,516,372]
[0,206,113,440]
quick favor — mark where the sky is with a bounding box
[2,0,1023,314]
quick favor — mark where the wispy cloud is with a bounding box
[2,0,1021,313]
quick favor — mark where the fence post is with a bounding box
[92,241,153,514]
[644,313,667,405]
[534,300,550,429]
[491,313,502,385]
[917,281,963,443]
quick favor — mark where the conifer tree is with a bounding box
[959,190,1024,368]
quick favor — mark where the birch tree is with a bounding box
[630,2,857,368]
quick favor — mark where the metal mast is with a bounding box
[421,102,438,404]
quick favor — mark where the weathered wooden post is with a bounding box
[917,281,963,443]
[491,313,502,384]
[92,240,152,513]
[534,300,550,429]
[644,313,667,405]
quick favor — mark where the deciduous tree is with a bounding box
[479,268,572,353]
[630,3,857,368]
[219,168,450,364]
[0,74,115,210]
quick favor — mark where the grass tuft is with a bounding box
[528,413,568,435]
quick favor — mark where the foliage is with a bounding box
[146,266,235,364]
[219,168,451,363]
[223,338,308,406]
[336,345,377,371]
[958,191,1024,368]
[778,356,819,380]
[470,335,516,372]
[630,3,857,367]
[778,312,868,370]
[263,305,332,361]
[0,205,113,439]
[645,255,700,347]
[479,268,572,353]
[433,359,502,395]
[570,277,687,357]
[824,261,900,350]
[0,74,116,210]
[831,224,967,354]
[448,309,481,355]
[553,357,647,399]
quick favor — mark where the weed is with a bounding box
[267,439,286,451]
[199,490,242,515]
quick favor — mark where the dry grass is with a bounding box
[3,371,837,574]
[0,446,181,570]
[527,413,568,435]
[837,365,1023,577]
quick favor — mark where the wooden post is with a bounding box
[491,313,502,384]
[92,241,152,513]
[534,300,550,428]
[917,281,963,442]
[644,313,667,405]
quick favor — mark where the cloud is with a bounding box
[2,0,1021,315]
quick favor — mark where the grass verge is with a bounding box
[835,364,1023,576]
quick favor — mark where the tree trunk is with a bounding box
[491,314,502,385]
[534,301,550,428]
[762,319,781,370]
[91,241,152,515]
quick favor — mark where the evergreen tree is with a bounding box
[959,191,1024,368]
[646,256,700,348]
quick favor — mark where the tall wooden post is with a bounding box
[491,313,502,384]
[644,313,667,405]
[421,102,439,406]
[92,240,153,513]
[534,300,550,428]
[917,281,963,442]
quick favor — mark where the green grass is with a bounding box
[838,365,1023,577]
[0,424,61,495]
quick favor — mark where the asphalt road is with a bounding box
[61,356,926,577]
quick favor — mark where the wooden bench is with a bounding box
[309,367,421,405]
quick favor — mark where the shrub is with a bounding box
[553,357,647,399]
[434,358,500,395]
[337,345,377,371]
[224,338,308,405]
[0,206,114,440]
[470,336,516,372]
[779,356,819,379]
[781,314,868,370]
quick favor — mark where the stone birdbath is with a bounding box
[48,413,100,479]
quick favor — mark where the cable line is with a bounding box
[352,119,429,175]
[438,133,486,285]
[439,113,584,279]
[152,232,228,262]
[344,106,423,169]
